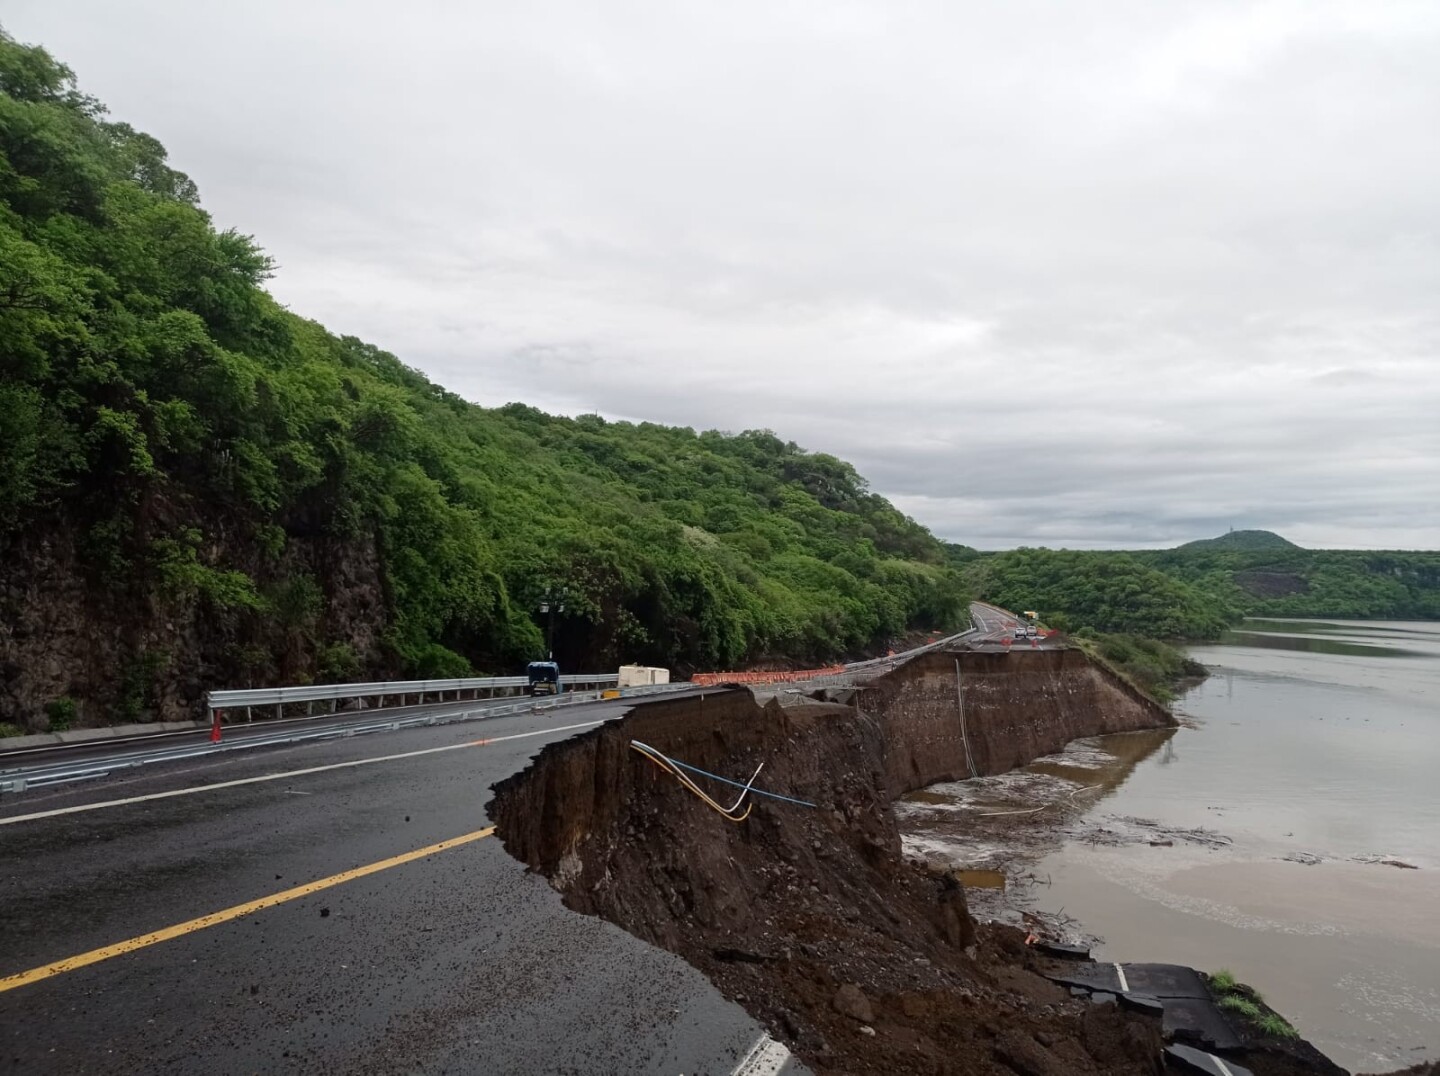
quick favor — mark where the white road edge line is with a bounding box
[732,1034,792,1076]
[0,721,606,827]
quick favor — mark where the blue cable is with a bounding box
[662,754,818,808]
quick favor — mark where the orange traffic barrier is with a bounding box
[691,665,845,687]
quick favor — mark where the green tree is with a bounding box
[0,26,973,729]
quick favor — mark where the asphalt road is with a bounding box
[0,691,654,792]
[968,601,1019,639]
[967,601,1058,650]
[0,694,800,1075]
[0,606,993,788]
[0,604,1020,1073]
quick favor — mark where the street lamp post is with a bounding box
[538,589,566,660]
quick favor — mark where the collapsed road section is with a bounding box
[488,645,1393,1076]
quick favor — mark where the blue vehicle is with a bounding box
[526,661,560,696]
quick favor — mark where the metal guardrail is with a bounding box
[206,672,621,720]
[1,617,992,795]
[790,621,981,688]
[1,682,692,794]
[204,611,981,717]
[840,621,979,670]
[4,617,986,791]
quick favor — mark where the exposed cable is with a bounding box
[956,658,978,778]
[628,740,818,819]
[630,741,763,815]
[633,741,756,818]
[655,752,819,808]
[629,741,756,822]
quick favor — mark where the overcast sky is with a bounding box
[8,1,1439,549]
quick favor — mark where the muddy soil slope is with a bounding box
[489,656,1365,1075]
[865,648,1175,796]
[492,684,1169,1075]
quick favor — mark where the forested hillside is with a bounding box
[962,548,1225,699]
[964,549,1234,638]
[0,32,965,731]
[967,537,1440,644]
[1140,543,1440,620]
[1174,529,1299,554]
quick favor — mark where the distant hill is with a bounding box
[1175,530,1301,553]
[964,529,1438,645]
[943,542,983,566]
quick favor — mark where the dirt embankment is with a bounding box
[488,655,1355,1075]
[863,648,1175,796]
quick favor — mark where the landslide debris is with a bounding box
[490,688,1168,1075]
[490,676,1372,1076]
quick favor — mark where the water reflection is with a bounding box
[1026,727,1175,803]
[1242,617,1440,641]
[1221,629,1426,658]
[1028,617,1440,1073]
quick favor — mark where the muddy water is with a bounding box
[1029,619,1440,1074]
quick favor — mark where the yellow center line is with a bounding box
[0,826,496,995]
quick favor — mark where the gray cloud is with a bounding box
[9,0,1439,549]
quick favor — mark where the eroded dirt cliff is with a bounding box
[863,647,1175,796]
[490,663,1178,1075]
[486,650,1377,1075]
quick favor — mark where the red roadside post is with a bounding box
[210,708,223,743]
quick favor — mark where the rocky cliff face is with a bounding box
[0,516,393,731]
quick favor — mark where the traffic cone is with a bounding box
[210,709,223,743]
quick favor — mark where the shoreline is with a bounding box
[488,628,1436,1075]
[897,728,1439,1074]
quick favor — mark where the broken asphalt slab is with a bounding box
[1044,963,1243,1052]
[1044,962,1210,998]
[1165,1042,1255,1076]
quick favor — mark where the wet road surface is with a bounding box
[0,694,798,1074]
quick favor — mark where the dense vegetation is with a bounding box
[960,549,1222,699]
[966,533,1440,639]
[1139,539,1440,621]
[962,533,1440,699]
[1069,634,1206,703]
[1175,529,1299,553]
[0,31,966,729]
[4,30,1431,731]
[964,548,1234,638]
